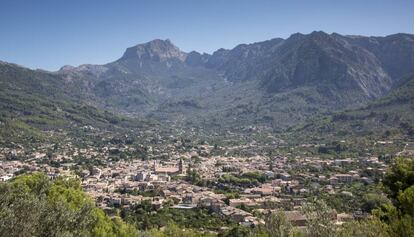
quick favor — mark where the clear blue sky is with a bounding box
[0,0,413,71]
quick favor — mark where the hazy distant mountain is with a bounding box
[11,31,414,130]
[348,33,414,80]
[202,32,396,98]
[291,73,414,141]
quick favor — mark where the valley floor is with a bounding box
[1,124,413,236]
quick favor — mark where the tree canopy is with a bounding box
[0,173,137,237]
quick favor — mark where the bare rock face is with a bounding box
[348,33,414,80]
[185,51,210,67]
[204,31,394,99]
[120,39,187,63]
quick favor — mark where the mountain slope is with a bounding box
[28,32,414,131]
[58,39,227,116]
[0,62,135,145]
[290,74,414,142]
[204,32,393,100]
[348,33,414,80]
[173,32,413,130]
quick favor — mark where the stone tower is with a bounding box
[179,158,184,174]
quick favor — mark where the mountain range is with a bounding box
[1,31,414,140]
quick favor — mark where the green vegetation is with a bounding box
[376,157,414,236]
[289,76,414,146]
[300,156,414,237]
[319,183,390,213]
[1,156,414,237]
[122,201,234,232]
[1,51,414,237]
[217,156,414,237]
[219,171,267,188]
[0,173,136,237]
[0,63,148,147]
[185,169,203,185]
[139,223,216,237]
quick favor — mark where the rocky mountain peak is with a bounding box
[59,65,76,71]
[120,39,187,62]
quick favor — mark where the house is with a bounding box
[336,213,353,224]
[329,177,339,185]
[335,174,353,183]
[284,210,337,227]
[134,171,150,181]
[280,173,291,181]
[0,174,13,182]
[229,198,256,207]
[284,211,307,227]
[251,186,277,196]
[153,159,185,176]
[219,206,253,223]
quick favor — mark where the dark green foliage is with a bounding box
[361,193,391,213]
[218,171,267,188]
[0,173,137,237]
[122,201,233,232]
[186,169,202,185]
[320,184,390,213]
[0,63,151,146]
[382,157,414,207]
[317,141,347,154]
[219,225,250,237]
[373,157,414,237]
